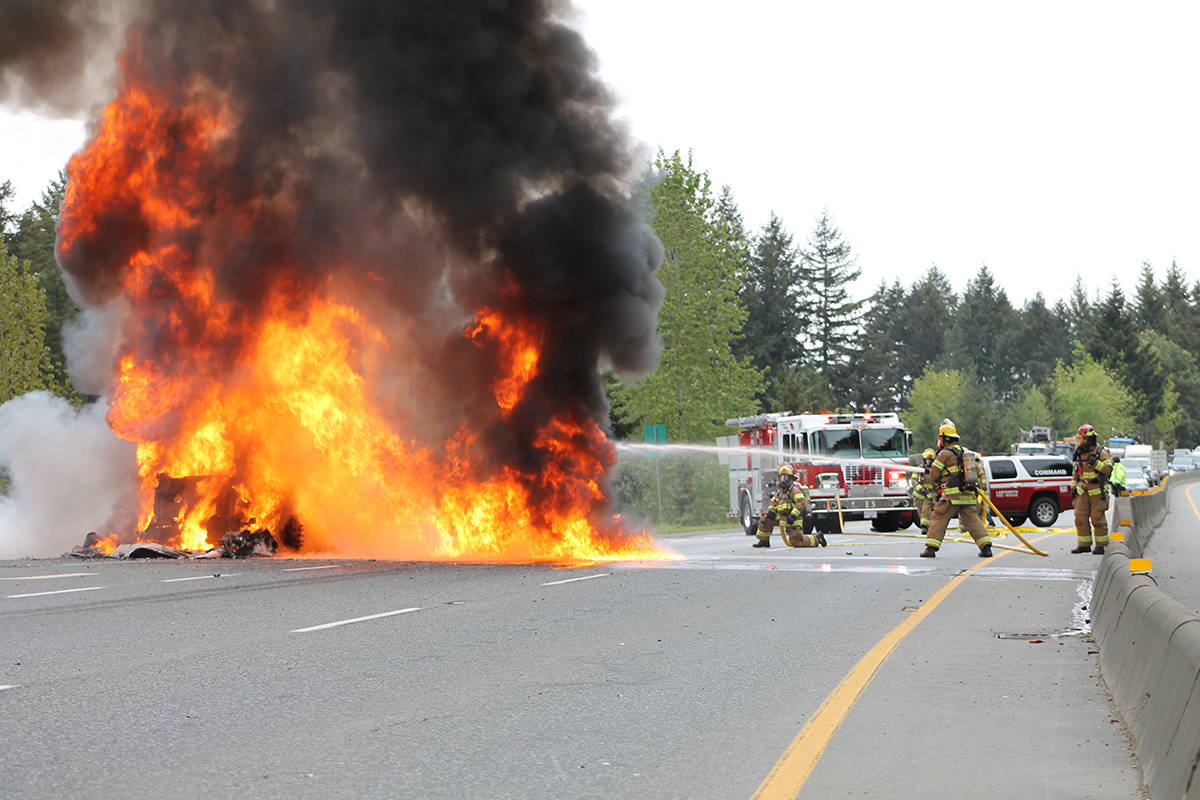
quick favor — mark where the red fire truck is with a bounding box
[717,411,915,535]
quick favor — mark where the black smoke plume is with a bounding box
[0,0,663,551]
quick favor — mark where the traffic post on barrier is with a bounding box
[1129,558,1152,574]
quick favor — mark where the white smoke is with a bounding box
[0,392,138,558]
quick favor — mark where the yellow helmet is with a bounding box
[938,420,958,438]
[922,448,936,459]
[778,464,795,477]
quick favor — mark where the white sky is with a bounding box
[3,1,1199,307]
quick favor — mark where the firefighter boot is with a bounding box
[978,543,993,558]
[919,546,937,558]
[1092,546,1105,555]
[752,536,770,548]
[816,531,827,547]
[1070,545,1092,554]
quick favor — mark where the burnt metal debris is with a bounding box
[218,529,278,558]
[65,528,281,559]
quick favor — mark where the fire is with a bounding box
[57,46,661,563]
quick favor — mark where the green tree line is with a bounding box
[609,150,1200,461]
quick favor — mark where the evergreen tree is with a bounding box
[0,237,56,402]
[626,150,762,441]
[845,279,906,410]
[1086,279,1165,427]
[1066,275,1093,346]
[944,265,1020,400]
[772,364,836,414]
[736,212,804,380]
[1160,261,1193,351]
[901,266,956,385]
[1085,279,1136,369]
[1009,293,1071,387]
[801,210,863,371]
[1133,261,1163,333]
[712,185,751,279]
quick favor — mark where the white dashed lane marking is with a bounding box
[282,565,343,572]
[292,607,422,633]
[0,573,96,581]
[161,574,241,583]
[541,573,611,586]
[7,586,106,599]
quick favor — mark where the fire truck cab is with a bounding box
[717,411,915,535]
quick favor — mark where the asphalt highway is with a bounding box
[0,514,1143,799]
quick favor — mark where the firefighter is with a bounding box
[910,448,938,534]
[752,464,826,549]
[920,420,992,558]
[1071,424,1113,554]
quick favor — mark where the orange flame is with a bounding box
[58,47,662,563]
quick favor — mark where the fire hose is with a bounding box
[976,488,1048,557]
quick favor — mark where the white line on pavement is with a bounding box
[291,607,422,633]
[0,685,15,692]
[541,573,611,586]
[282,565,343,572]
[161,574,242,583]
[0,573,96,581]
[7,586,106,599]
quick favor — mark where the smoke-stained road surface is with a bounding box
[0,518,1142,799]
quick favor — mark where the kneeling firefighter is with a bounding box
[920,420,993,558]
[753,464,827,549]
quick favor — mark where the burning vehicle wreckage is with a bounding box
[69,476,299,559]
[12,0,672,566]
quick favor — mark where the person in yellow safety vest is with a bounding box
[920,420,993,558]
[910,448,938,534]
[752,464,827,549]
[1071,423,1114,554]
[1110,457,1127,497]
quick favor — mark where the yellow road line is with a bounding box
[1186,483,1200,522]
[750,530,1065,800]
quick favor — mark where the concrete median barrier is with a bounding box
[1091,472,1200,800]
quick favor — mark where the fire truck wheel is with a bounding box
[814,515,838,534]
[870,511,900,532]
[739,492,758,535]
[1028,495,1059,528]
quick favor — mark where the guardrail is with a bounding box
[1091,471,1200,799]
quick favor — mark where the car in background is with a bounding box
[1124,468,1151,492]
[1124,456,1155,486]
[1169,454,1196,474]
[981,455,1074,528]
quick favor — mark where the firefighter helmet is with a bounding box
[938,421,959,439]
[1078,423,1096,438]
[778,464,795,477]
[922,448,936,459]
